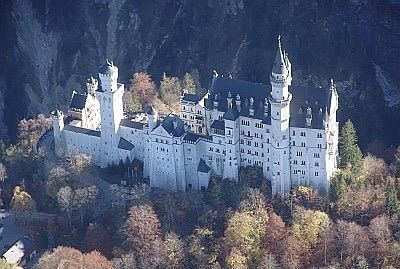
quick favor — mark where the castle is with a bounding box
[52,38,339,196]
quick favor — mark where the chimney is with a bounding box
[173,119,178,130]
[249,97,254,116]
[235,94,241,112]
[227,91,233,107]
[306,107,312,127]
[213,94,219,109]
[264,98,269,117]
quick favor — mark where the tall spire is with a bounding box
[272,35,288,76]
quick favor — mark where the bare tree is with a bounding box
[57,186,73,226]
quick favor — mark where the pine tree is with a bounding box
[182,72,196,94]
[339,120,363,174]
[385,179,399,217]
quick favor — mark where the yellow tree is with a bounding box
[10,186,36,212]
[291,206,329,249]
[224,211,266,268]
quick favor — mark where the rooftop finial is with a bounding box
[278,34,281,48]
[330,78,334,87]
[106,59,111,65]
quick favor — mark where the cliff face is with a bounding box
[1,0,400,147]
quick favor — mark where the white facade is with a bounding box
[53,40,339,196]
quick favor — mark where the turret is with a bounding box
[264,98,269,117]
[235,94,241,112]
[51,109,65,157]
[227,91,233,107]
[306,107,312,127]
[99,59,118,92]
[323,107,329,129]
[86,76,98,96]
[270,36,292,101]
[147,106,158,131]
[249,97,254,117]
[52,109,64,132]
[213,94,219,109]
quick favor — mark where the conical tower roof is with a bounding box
[272,36,288,76]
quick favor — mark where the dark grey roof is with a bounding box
[183,133,200,142]
[63,125,101,137]
[118,137,134,151]
[223,103,239,121]
[272,43,288,75]
[211,119,225,130]
[69,92,87,111]
[207,74,335,129]
[207,76,271,120]
[289,85,332,129]
[183,133,212,143]
[120,119,144,129]
[197,158,210,173]
[161,115,185,137]
[182,93,202,103]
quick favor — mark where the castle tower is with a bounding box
[97,60,124,167]
[269,36,292,196]
[146,106,158,131]
[86,76,98,96]
[222,102,239,180]
[51,109,65,157]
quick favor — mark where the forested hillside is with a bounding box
[1,0,400,152]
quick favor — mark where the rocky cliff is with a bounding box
[1,0,400,149]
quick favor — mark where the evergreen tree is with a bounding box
[329,172,349,202]
[385,179,399,217]
[182,72,196,94]
[339,120,363,174]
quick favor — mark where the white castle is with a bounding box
[52,39,339,196]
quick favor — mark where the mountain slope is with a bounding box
[1,0,400,148]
